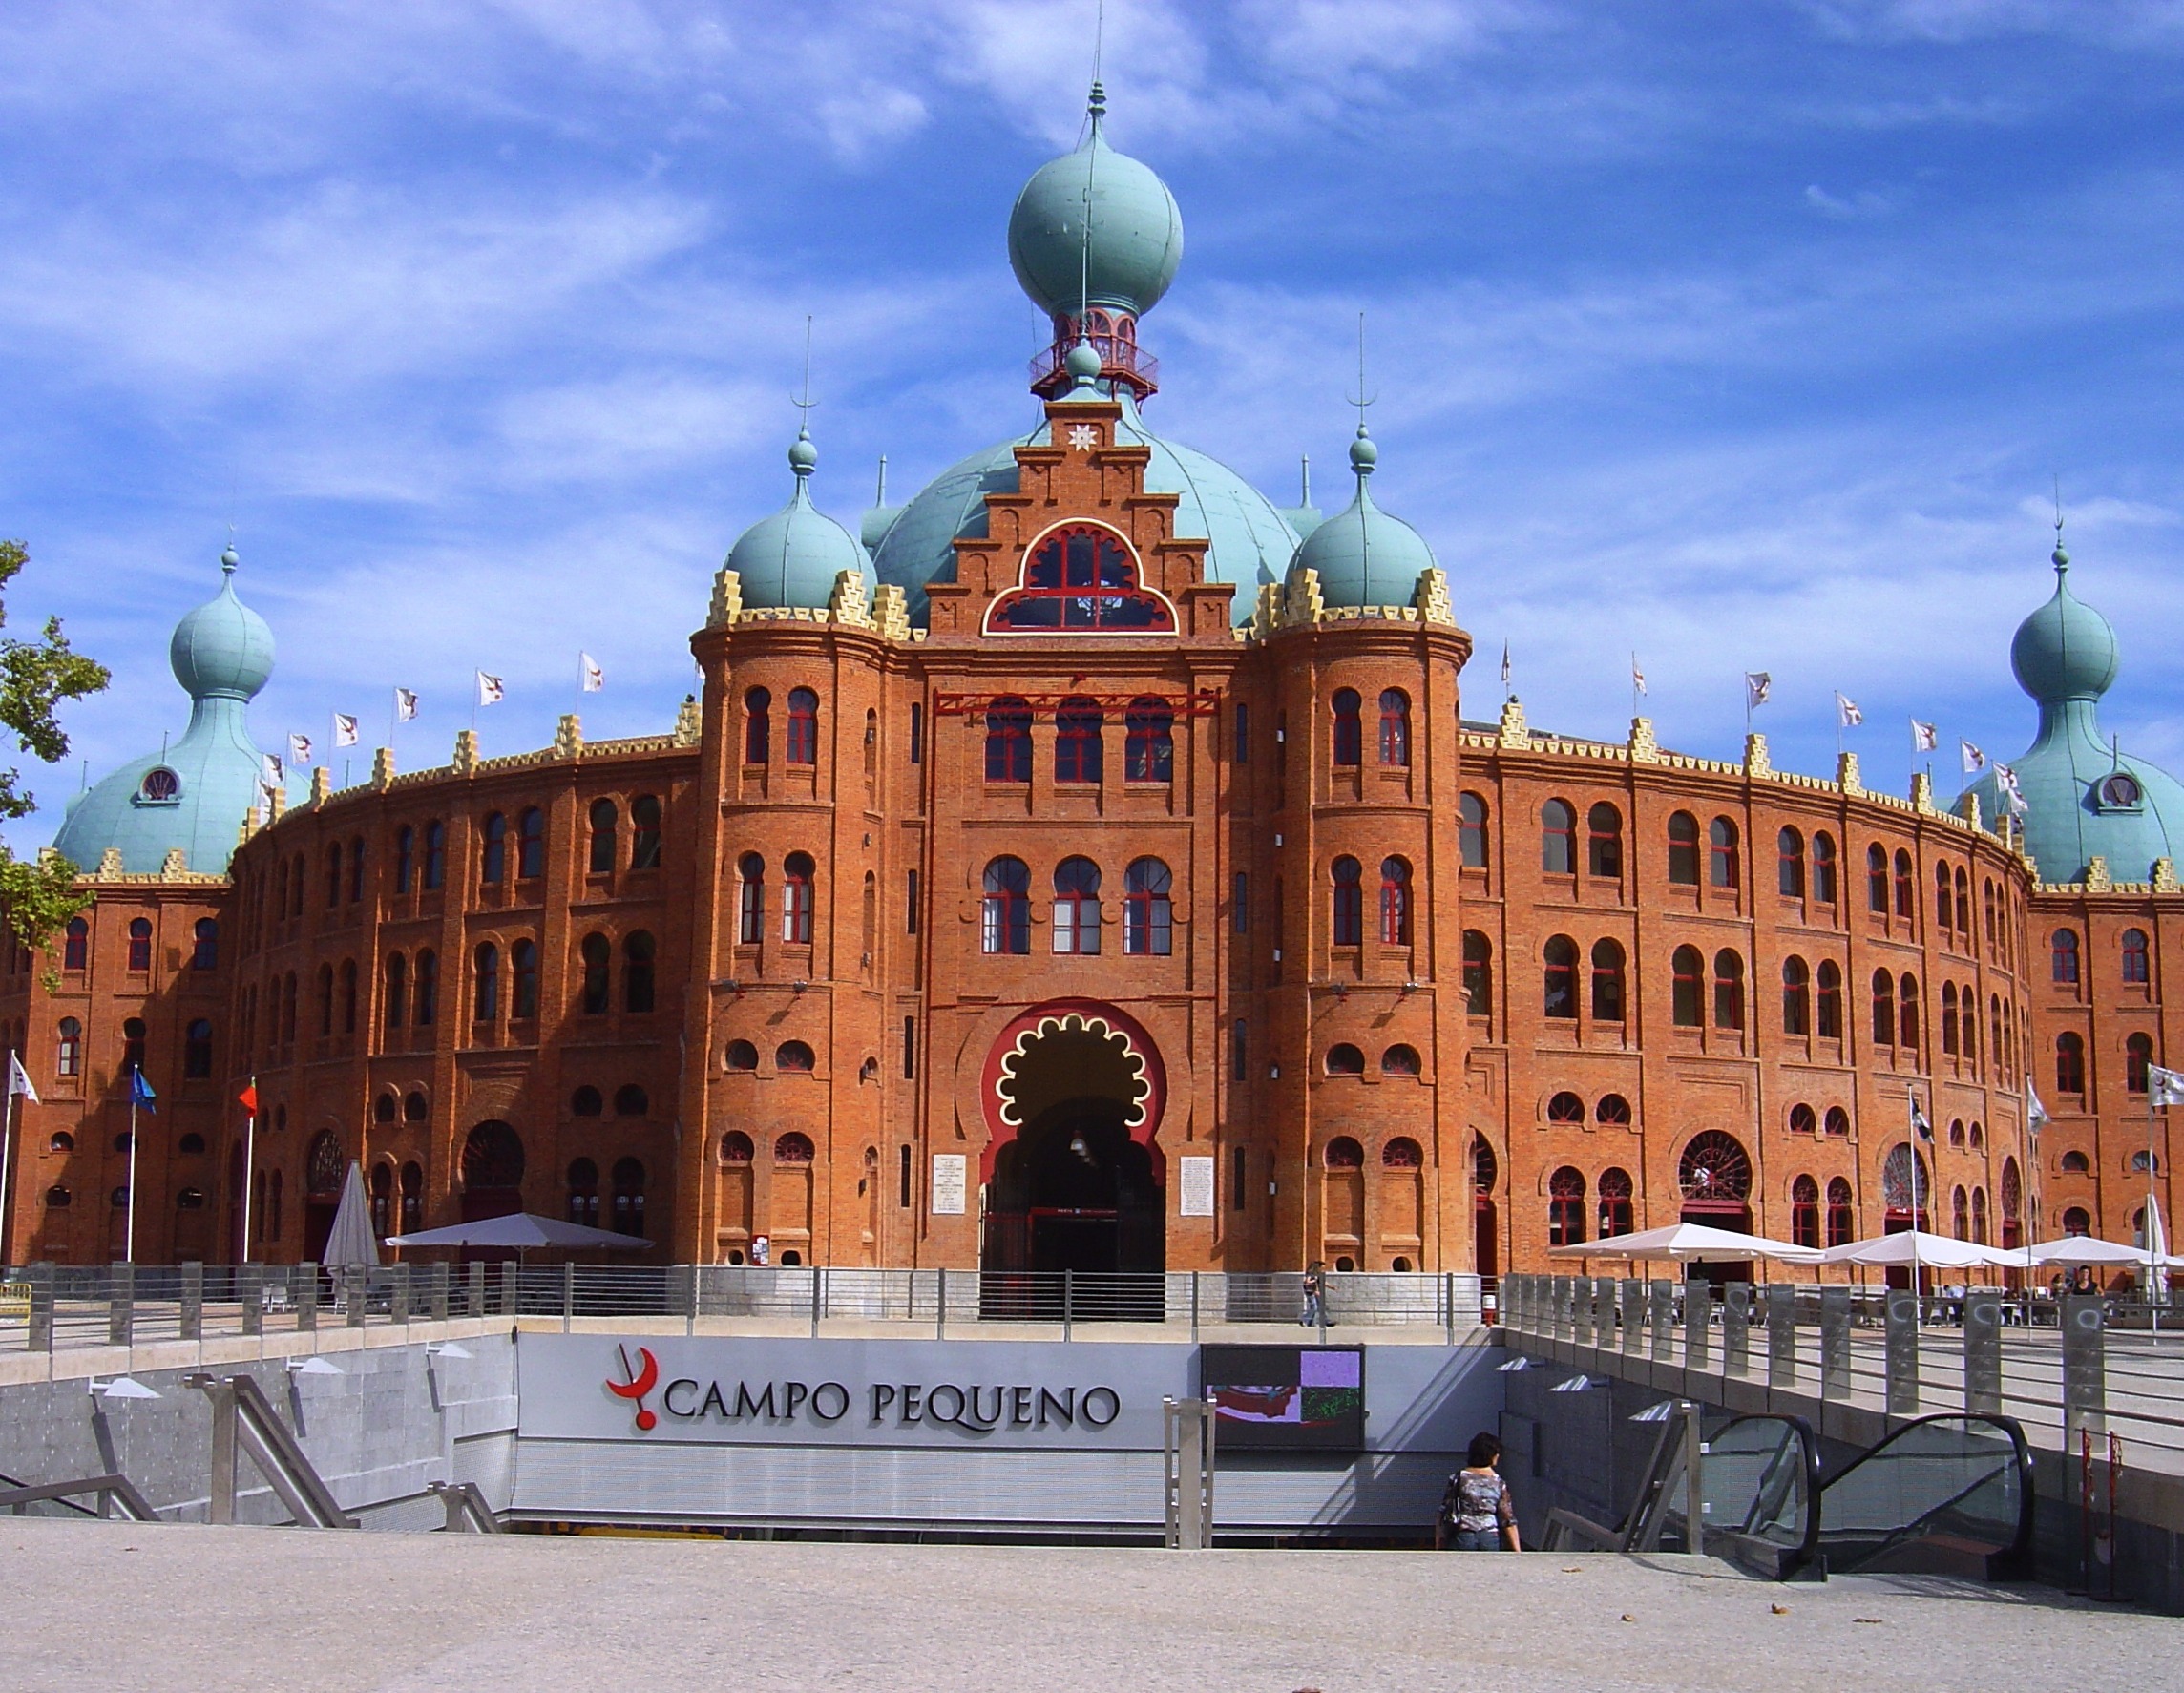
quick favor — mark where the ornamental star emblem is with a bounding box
[1067,424,1099,452]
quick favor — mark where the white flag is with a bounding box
[1961,739,1986,777]
[394,687,420,722]
[476,671,505,707]
[1995,763,2027,816]
[332,713,359,748]
[2026,1081,2049,1136]
[1500,641,1511,688]
[287,731,312,765]
[7,1052,38,1104]
[1745,671,1772,710]
[1835,692,1862,729]
[2149,1065,2184,1108]
[1911,1097,1934,1142]
[1631,655,1647,696]
[1911,719,1939,753]
[580,652,604,693]
[259,752,284,793]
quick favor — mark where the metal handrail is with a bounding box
[0,1474,158,1522]
[1817,1412,2036,1579]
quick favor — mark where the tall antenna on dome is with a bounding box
[1345,311,1378,601]
[791,315,817,432]
[1346,310,1376,432]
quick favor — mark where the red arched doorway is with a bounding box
[1472,1133,1500,1280]
[1677,1130,1754,1283]
[303,1131,346,1263]
[461,1121,526,1222]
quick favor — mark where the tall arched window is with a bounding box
[1459,793,1489,868]
[1590,938,1626,1022]
[744,687,771,763]
[2127,1031,2153,1094]
[1670,945,1704,1027]
[315,965,335,1035]
[1791,1176,1821,1249]
[1893,848,1914,918]
[1782,956,1810,1035]
[622,930,657,1014]
[1598,1167,1634,1239]
[64,916,89,971]
[1124,698,1173,783]
[1054,699,1102,784]
[982,858,1031,954]
[127,917,153,972]
[1543,935,1578,1020]
[1951,1184,1970,1241]
[1548,1167,1586,1247]
[348,834,367,901]
[1461,930,1493,1016]
[2000,1159,2023,1248]
[1667,811,1700,885]
[1379,857,1412,947]
[1331,688,1361,765]
[1812,831,1838,904]
[413,950,437,1025]
[737,853,764,945]
[630,794,662,869]
[1826,1177,1856,1246]
[1935,862,1953,933]
[2056,1031,2086,1094]
[1972,1185,1989,1245]
[785,687,819,764]
[1942,982,1959,1055]
[183,1018,214,1078]
[192,918,219,971]
[1871,970,1896,1046]
[1053,857,1102,954]
[1955,867,1971,937]
[394,826,414,893]
[1331,856,1363,947]
[1541,800,1576,874]
[612,1158,646,1235]
[1377,689,1410,765]
[121,1015,146,1074]
[472,943,499,1023]
[423,820,446,889]
[517,807,545,878]
[580,932,610,1014]
[2051,928,2080,984]
[567,1159,599,1226]
[339,958,358,1034]
[1124,858,1173,955]
[325,841,342,908]
[782,852,814,944]
[1816,960,1843,1038]
[2123,928,2151,985]
[1587,803,1623,878]
[588,799,618,872]
[1709,817,1739,888]
[1778,826,1805,897]
[56,1016,82,1076]
[512,939,539,1019]
[1866,842,1889,911]
[479,812,507,885]
[985,697,1032,782]
[384,953,407,1034]
[1899,972,1919,1052]
[1712,949,1745,1030]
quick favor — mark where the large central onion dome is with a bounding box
[1007,82,1183,321]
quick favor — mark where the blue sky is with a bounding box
[7,0,2184,852]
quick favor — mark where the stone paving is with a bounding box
[4,1518,2176,1693]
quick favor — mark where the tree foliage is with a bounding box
[0,539,111,955]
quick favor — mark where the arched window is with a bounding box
[413,950,437,1025]
[985,697,1032,782]
[1670,945,1705,1027]
[1461,930,1493,1016]
[776,1041,816,1074]
[1893,848,1914,918]
[315,964,334,1035]
[2127,1032,2153,1094]
[423,820,446,889]
[384,952,407,1033]
[571,1086,602,1117]
[1826,1177,1856,1246]
[1866,842,1889,911]
[472,943,499,1023]
[566,1159,599,1226]
[1679,1131,1753,1205]
[721,1131,754,1163]
[630,794,662,869]
[1124,698,1174,783]
[1816,960,1843,1038]
[1954,867,1970,937]
[982,858,1031,954]
[775,1130,815,1161]
[479,813,507,886]
[1124,858,1173,956]
[1382,1135,1423,1168]
[1331,857,1363,947]
[1590,937,1626,1022]
[1871,970,1896,1046]
[1379,857,1412,946]
[1473,1135,1499,1195]
[375,1091,397,1124]
[580,932,610,1014]
[56,1016,84,1076]
[1053,857,1102,955]
[2056,1031,2086,1094]
[1378,689,1411,765]
[724,1040,758,1072]
[127,916,153,972]
[183,1018,214,1078]
[1951,1184,1970,1241]
[1541,799,1576,874]
[1543,935,1578,1019]
[395,826,415,893]
[1782,956,1810,1035]
[1597,1093,1632,1126]
[64,915,89,971]
[737,853,764,945]
[1970,1119,1984,1150]
[1587,803,1623,878]
[1382,1044,1421,1076]
[612,1158,646,1234]
[1790,1103,1816,1136]
[1942,982,1960,1055]
[370,1162,394,1239]
[1459,793,1490,868]
[782,852,814,944]
[1325,1137,1364,1169]
[1823,1106,1849,1139]
[1598,1167,1634,1239]
[1054,699,1103,783]
[614,1083,649,1118]
[1713,950,1745,1030]
[1935,862,1953,933]
[1548,1167,1586,1246]
[1667,811,1700,885]
[623,931,657,1014]
[786,687,819,764]
[121,1015,146,1074]
[326,841,343,908]
[1331,688,1362,766]
[2000,1159,2024,1247]
[516,807,545,878]
[1899,972,1919,1053]
[1791,1175,1820,1249]
[511,939,538,1019]
[1709,817,1739,888]
[2123,928,2151,985]
[192,918,218,971]
[1812,831,1837,904]
[745,687,771,763]
[1972,1185,1989,1244]
[588,798,618,873]
[1778,827,1805,897]
[1547,1091,1586,1124]
[1325,1043,1366,1076]
[991,523,1171,629]
[2052,930,2082,989]
[339,958,358,1034]
[348,835,367,901]
[2060,1150,2090,1175]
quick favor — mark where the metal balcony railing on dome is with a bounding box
[1029,336,1159,397]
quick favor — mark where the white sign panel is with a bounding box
[931,1154,967,1215]
[1179,1155,1215,1217]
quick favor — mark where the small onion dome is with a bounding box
[1008,83,1183,320]
[2009,541,2119,704]
[725,428,870,610]
[1288,426,1437,608]
[169,544,275,701]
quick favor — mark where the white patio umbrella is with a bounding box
[1816,1229,2017,1270]
[2022,1235,2158,1268]
[321,1160,380,1270]
[1548,1221,1821,1264]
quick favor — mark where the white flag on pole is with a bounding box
[287,731,311,765]
[2148,1065,2184,1108]
[259,752,284,794]
[580,653,604,693]
[2026,1081,2049,1136]
[1911,1096,1934,1142]
[1961,739,1986,777]
[1500,641,1511,689]
[1995,763,2027,816]
[1630,656,1647,696]
[1745,671,1772,710]
[1835,692,1862,728]
[7,1052,38,1104]
[476,671,505,707]
[393,687,419,722]
[1911,719,1939,753]
[332,713,359,748]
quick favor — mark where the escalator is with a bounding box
[1816,1413,2035,1579]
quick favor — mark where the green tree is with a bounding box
[0,538,110,955]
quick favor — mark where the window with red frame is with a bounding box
[1377,689,1410,765]
[989,525,1172,630]
[1379,856,1412,946]
[1331,689,1362,766]
[786,687,819,764]
[1124,699,1173,782]
[1331,857,1363,947]
[1548,1166,1586,1246]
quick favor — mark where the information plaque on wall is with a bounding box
[1178,1156,1215,1217]
[930,1154,967,1215]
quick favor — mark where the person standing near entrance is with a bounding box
[1438,1432,1520,1551]
[1299,1260,1327,1327]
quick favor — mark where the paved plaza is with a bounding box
[5,1518,2176,1693]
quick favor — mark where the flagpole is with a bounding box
[1909,1090,1923,1327]
[126,1082,138,1265]
[241,1076,257,1264]
[0,1077,16,1268]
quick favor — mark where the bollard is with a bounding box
[563,1263,576,1333]
[298,1262,319,1332]
[1572,1276,1592,1348]
[1621,1278,1643,1356]
[108,1262,134,1347]
[467,1261,486,1318]
[1723,1283,1750,1377]
[1964,1291,2003,1416]
[1649,1281,1674,1363]
[179,1262,203,1341]
[1766,1284,1796,1390]
[2062,1294,2106,1438]
[1684,1279,1712,1370]
[27,1263,52,1351]
[240,1263,262,1338]
[390,1262,411,1325]
[936,1265,947,1341]
[498,1261,518,1318]
[1884,1287,1921,1414]
[1593,1278,1616,1350]
[1819,1287,1851,1401]
[1551,1276,1571,1341]
[430,1262,450,1322]
[346,1265,366,1328]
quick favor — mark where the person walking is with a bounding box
[1437,1432,1521,1551]
[1299,1260,1327,1327]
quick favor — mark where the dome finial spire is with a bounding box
[2052,474,2069,573]
[788,314,819,484]
[1345,310,1378,482]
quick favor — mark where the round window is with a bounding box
[139,766,181,802]
[2101,773,2142,808]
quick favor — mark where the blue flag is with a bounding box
[129,1068,158,1113]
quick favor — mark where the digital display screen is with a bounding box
[1198,1345,1365,1452]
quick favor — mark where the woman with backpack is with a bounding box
[1437,1431,1521,1551]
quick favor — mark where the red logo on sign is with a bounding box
[606,1344,660,1431]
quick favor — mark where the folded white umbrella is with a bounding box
[1548,1221,1821,1264]
[1816,1229,2018,1269]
